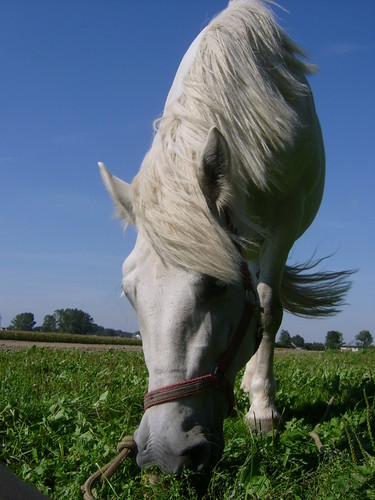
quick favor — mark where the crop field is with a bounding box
[0,330,142,347]
[0,346,374,499]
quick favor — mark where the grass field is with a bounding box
[0,347,374,499]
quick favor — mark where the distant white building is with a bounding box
[340,345,361,352]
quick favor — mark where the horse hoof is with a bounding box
[245,412,280,434]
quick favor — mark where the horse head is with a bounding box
[100,128,260,473]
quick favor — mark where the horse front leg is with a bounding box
[240,197,303,433]
[241,281,282,433]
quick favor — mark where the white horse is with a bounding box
[99,0,352,473]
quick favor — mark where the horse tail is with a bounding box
[281,256,356,317]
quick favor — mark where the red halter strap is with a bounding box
[143,216,262,414]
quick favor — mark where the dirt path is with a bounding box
[0,339,142,352]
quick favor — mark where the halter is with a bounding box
[143,217,262,414]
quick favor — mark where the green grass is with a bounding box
[0,348,374,499]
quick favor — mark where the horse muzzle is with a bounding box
[134,403,225,474]
[135,435,213,474]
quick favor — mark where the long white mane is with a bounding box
[130,0,315,282]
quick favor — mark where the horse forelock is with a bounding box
[130,0,315,282]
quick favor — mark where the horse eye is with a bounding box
[204,277,228,296]
[193,276,228,301]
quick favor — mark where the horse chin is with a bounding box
[136,440,224,475]
[134,405,225,474]
[135,439,213,474]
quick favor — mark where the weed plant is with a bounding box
[0,348,374,499]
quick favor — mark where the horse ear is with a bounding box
[198,127,231,208]
[99,162,136,225]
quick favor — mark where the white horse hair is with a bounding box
[126,0,317,283]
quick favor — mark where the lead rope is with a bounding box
[81,436,137,500]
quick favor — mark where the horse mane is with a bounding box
[130,0,315,282]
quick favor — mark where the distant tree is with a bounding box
[91,324,104,335]
[41,314,57,332]
[291,334,305,348]
[91,324,133,338]
[278,330,292,347]
[54,308,94,334]
[306,342,325,351]
[9,312,36,331]
[355,330,373,347]
[325,330,344,350]
[100,327,117,337]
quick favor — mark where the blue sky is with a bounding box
[1,1,374,344]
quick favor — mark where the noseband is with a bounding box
[144,216,262,414]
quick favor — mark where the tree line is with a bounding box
[6,311,373,348]
[277,329,373,350]
[7,310,135,338]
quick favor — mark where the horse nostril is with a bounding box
[183,441,211,471]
